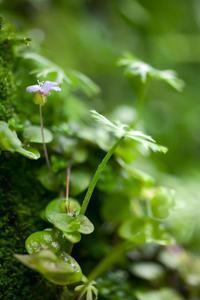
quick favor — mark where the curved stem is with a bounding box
[88,241,133,281]
[39,105,51,171]
[65,162,71,213]
[136,78,151,118]
[80,137,124,215]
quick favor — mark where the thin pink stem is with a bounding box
[65,163,71,213]
[39,105,51,171]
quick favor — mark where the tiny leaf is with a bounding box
[77,215,94,234]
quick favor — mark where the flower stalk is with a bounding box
[80,136,124,215]
[65,162,71,213]
[39,104,51,171]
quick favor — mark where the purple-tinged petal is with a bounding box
[51,86,61,92]
[26,85,41,93]
[43,81,59,87]
[41,81,61,95]
[26,81,61,96]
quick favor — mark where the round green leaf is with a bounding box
[15,250,82,285]
[45,198,80,219]
[25,229,62,254]
[70,169,91,196]
[77,215,94,234]
[47,212,80,233]
[23,125,53,144]
[37,166,61,191]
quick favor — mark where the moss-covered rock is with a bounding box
[0,154,62,299]
[0,18,61,299]
[0,19,16,120]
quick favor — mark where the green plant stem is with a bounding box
[88,241,133,281]
[80,137,124,215]
[65,162,71,213]
[136,78,151,116]
[39,104,51,171]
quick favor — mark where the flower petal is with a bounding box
[51,86,61,92]
[26,85,41,93]
[41,81,60,95]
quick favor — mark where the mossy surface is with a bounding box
[0,154,61,299]
[0,19,61,299]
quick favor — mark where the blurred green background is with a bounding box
[1,0,200,252]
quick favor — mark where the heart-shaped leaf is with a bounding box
[70,169,91,196]
[37,166,61,191]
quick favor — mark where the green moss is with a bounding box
[0,154,62,299]
[0,18,16,120]
[0,19,62,299]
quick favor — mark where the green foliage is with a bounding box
[16,250,82,285]
[119,218,173,246]
[150,187,175,219]
[136,288,184,300]
[45,198,94,243]
[25,229,64,254]
[23,125,53,144]
[75,279,98,300]
[130,262,164,281]
[91,110,168,153]
[1,3,199,299]
[0,121,40,159]
[0,154,60,300]
[0,18,16,120]
[118,53,184,92]
[23,52,100,96]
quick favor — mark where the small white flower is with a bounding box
[26,81,61,96]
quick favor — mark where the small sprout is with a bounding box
[75,278,98,300]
